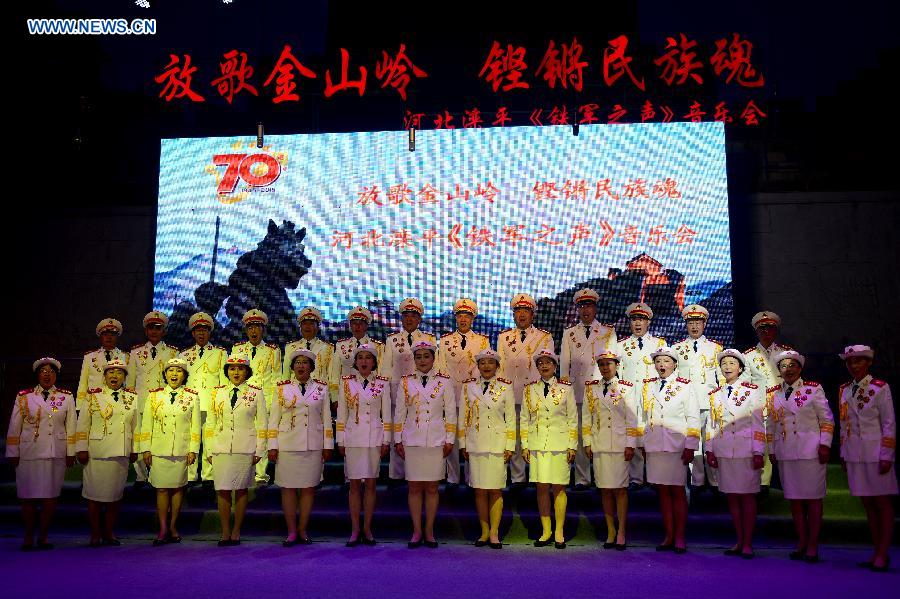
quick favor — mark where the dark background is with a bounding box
[4,1,898,424]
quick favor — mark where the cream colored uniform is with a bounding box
[742,342,789,486]
[438,330,490,484]
[180,343,228,481]
[638,374,701,486]
[617,333,665,483]
[769,378,834,499]
[76,348,129,412]
[6,386,76,499]
[520,378,577,485]
[205,383,268,490]
[561,320,616,486]
[337,374,393,447]
[330,336,383,396]
[706,381,765,493]
[497,326,554,483]
[379,329,437,479]
[458,377,516,489]
[394,371,457,481]
[268,379,332,488]
[76,387,140,502]
[139,386,202,488]
[673,336,723,485]
[232,340,281,483]
[838,376,897,496]
[583,377,640,488]
[127,341,179,481]
[283,337,334,395]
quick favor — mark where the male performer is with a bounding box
[77,318,129,412]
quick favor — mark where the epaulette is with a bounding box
[779,343,794,350]
[708,339,723,348]
[124,387,136,394]
[184,387,197,394]
[711,385,723,394]
[233,341,248,347]
[376,375,389,381]
[287,339,300,345]
[676,377,690,384]
[839,382,850,390]
[601,322,616,329]
[17,388,30,396]
[525,380,539,387]
[618,335,630,342]
[215,346,227,351]
[167,344,179,352]
[741,381,758,389]
[558,379,571,386]
[500,328,514,334]
[89,387,102,393]
[131,343,145,350]
[536,327,551,334]
[56,388,72,395]
[463,378,476,384]
[673,337,688,346]
[371,339,383,345]
[425,333,436,339]
[643,377,658,383]
[657,337,666,343]
[214,384,226,389]
[85,349,97,356]
[766,385,780,393]
[437,372,450,379]
[743,347,756,354]
[620,380,634,387]
[401,373,416,379]
[497,377,512,385]
[803,381,820,388]
[277,380,291,386]
[387,332,401,338]
[585,380,600,386]
[871,379,886,388]
[313,378,327,386]
[150,387,164,393]
[266,343,278,350]
[341,375,355,380]
[248,384,262,391]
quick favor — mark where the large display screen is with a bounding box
[154,122,733,349]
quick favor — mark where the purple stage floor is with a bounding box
[3,536,895,598]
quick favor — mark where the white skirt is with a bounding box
[717,457,761,494]
[469,452,507,489]
[16,458,67,499]
[404,446,445,482]
[530,450,570,485]
[275,450,323,489]
[778,459,826,499]
[82,456,129,502]
[646,451,687,486]
[593,452,629,489]
[345,447,381,480]
[212,454,255,490]
[149,455,188,489]
[846,461,899,497]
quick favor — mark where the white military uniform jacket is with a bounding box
[672,336,722,402]
[520,377,578,452]
[6,386,76,460]
[639,374,701,453]
[232,340,282,407]
[205,383,268,457]
[769,378,834,460]
[139,385,201,456]
[268,379,333,451]
[706,381,766,458]
[127,341,179,415]
[560,320,616,404]
[438,331,490,395]
[75,387,140,457]
[839,375,895,463]
[497,326,555,405]
[379,329,437,384]
[330,336,383,397]
[337,373,392,448]
[617,334,666,386]
[179,343,228,412]
[458,377,516,454]
[394,370,456,448]
[583,377,640,452]
[76,347,129,411]
[283,337,335,395]
[742,342,790,389]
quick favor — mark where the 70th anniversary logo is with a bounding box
[205,140,287,204]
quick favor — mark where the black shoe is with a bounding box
[489,542,503,549]
[803,554,819,564]
[152,538,167,547]
[656,543,675,552]
[674,547,687,554]
[362,537,377,546]
[474,539,488,547]
[132,481,148,490]
[741,551,755,560]
[870,557,891,572]
[602,541,616,549]
[533,538,552,547]
[789,550,805,561]
[573,483,590,492]
[20,544,34,552]
[167,535,182,544]
[345,538,361,548]
[217,540,230,547]
[283,538,299,548]
[724,548,741,556]
[102,538,121,547]
[407,539,423,549]
[424,540,438,548]
[555,542,567,549]
[36,542,53,551]
[230,539,241,546]
[297,536,312,545]
[857,560,874,568]
[615,543,627,551]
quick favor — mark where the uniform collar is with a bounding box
[34,384,56,395]
[784,377,803,391]
[854,374,873,387]
[540,376,558,385]
[661,372,678,385]
[689,334,707,343]
[165,384,181,393]
[418,368,438,378]
[601,375,617,384]
[757,341,780,356]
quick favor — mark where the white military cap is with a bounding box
[773,350,805,368]
[454,298,478,316]
[716,348,747,367]
[287,348,318,370]
[96,318,123,336]
[32,357,62,372]
[242,309,268,326]
[626,302,653,319]
[298,307,323,323]
[510,293,536,310]
[682,304,709,320]
[351,343,379,362]
[143,311,168,327]
[533,349,559,365]
[839,344,874,361]
[163,357,190,374]
[103,358,130,375]
[223,353,253,377]
[594,348,621,362]
[189,312,215,331]
[347,306,373,324]
[411,339,437,353]
[650,346,679,362]
[475,348,500,363]
[751,310,781,328]
[399,298,424,314]
[573,288,600,304]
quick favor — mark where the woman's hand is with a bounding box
[681,448,694,465]
[77,451,89,465]
[566,449,576,464]
[503,450,513,463]
[769,453,778,465]
[817,445,830,465]
[752,454,764,470]
[584,446,593,460]
[9,457,19,468]
[338,445,346,457]
[623,447,634,462]
[65,456,75,468]
[380,444,389,458]
[252,455,261,465]
[442,443,453,458]
[322,449,332,462]
[268,449,278,463]
[879,460,892,475]
[461,449,469,461]
[706,452,718,469]
[186,452,197,466]
[522,448,530,464]
[395,443,405,460]
[143,451,152,467]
